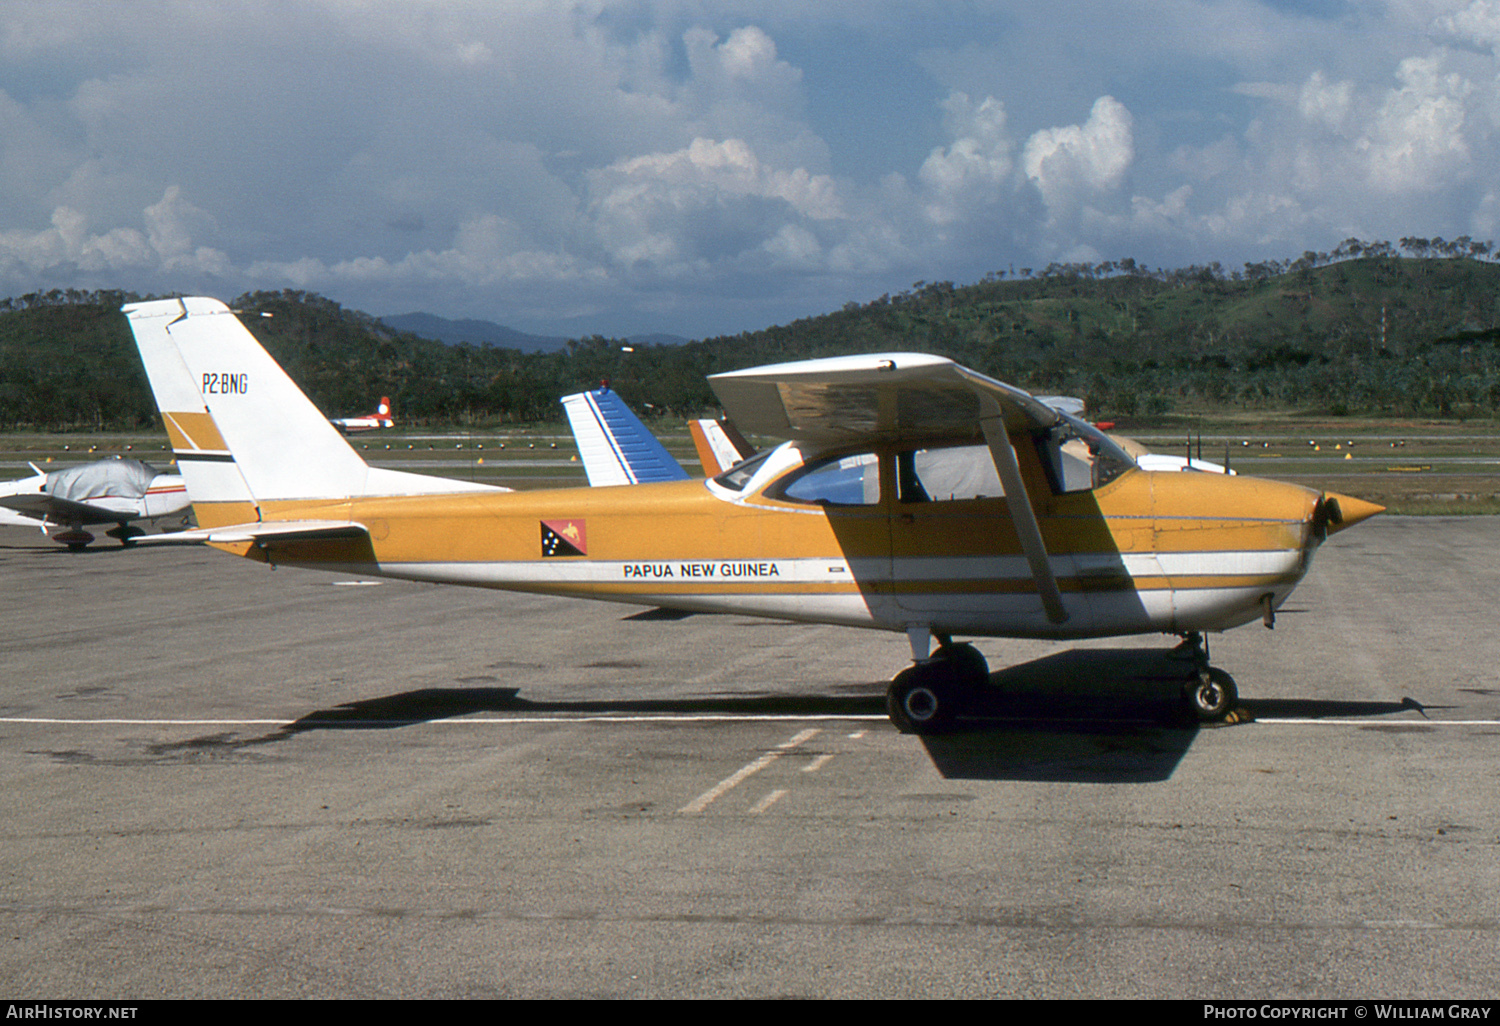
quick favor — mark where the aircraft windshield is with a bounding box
[1042,413,1136,492]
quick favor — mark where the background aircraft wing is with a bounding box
[0,493,130,525]
[561,387,689,486]
[707,352,1060,445]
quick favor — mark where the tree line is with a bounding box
[2,242,1500,431]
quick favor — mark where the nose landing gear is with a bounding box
[1175,632,1239,723]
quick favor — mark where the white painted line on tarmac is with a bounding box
[0,715,881,727]
[5,714,1491,729]
[749,789,787,814]
[1253,718,1499,726]
[1,717,290,726]
[678,727,820,815]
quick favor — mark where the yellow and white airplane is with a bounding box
[123,297,1381,733]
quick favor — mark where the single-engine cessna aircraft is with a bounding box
[0,456,191,549]
[123,297,1381,733]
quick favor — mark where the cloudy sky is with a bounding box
[2,0,1499,339]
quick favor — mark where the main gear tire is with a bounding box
[887,664,957,735]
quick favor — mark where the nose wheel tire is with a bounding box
[1183,667,1237,722]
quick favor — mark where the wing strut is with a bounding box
[977,398,1069,624]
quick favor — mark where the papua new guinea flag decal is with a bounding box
[541,519,587,557]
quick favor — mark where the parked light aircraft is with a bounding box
[123,297,1382,732]
[0,456,191,549]
[331,397,394,434]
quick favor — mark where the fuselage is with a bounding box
[222,440,1348,642]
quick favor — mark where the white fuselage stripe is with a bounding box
[370,550,1304,587]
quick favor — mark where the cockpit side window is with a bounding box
[776,452,882,506]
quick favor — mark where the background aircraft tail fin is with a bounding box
[689,417,756,475]
[561,386,689,486]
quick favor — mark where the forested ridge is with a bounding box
[3,238,1500,431]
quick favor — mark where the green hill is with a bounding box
[2,246,1500,431]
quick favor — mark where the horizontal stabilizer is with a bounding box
[134,519,371,546]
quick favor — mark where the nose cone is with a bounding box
[1322,492,1384,535]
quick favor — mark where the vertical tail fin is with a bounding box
[124,298,264,526]
[123,297,498,526]
[561,386,689,486]
[689,417,756,475]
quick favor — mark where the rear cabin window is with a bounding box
[897,445,1004,502]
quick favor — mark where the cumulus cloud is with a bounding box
[1433,0,1500,53]
[1362,56,1472,192]
[917,93,1016,225]
[1021,96,1134,215]
[0,188,224,277]
[4,4,1500,336]
[587,136,843,273]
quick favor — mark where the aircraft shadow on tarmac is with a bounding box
[920,649,1427,782]
[271,647,1424,784]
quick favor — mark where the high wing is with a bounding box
[710,352,1072,623]
[708,352,1061,444]
[560,387,689,486]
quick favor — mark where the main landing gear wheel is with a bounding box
[887,664,953,735]
[886,643,990,735]
[933,642,989,689]
[106,524,145,548]
[1182,667,1238,723]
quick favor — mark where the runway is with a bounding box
[0,516,1496,998]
